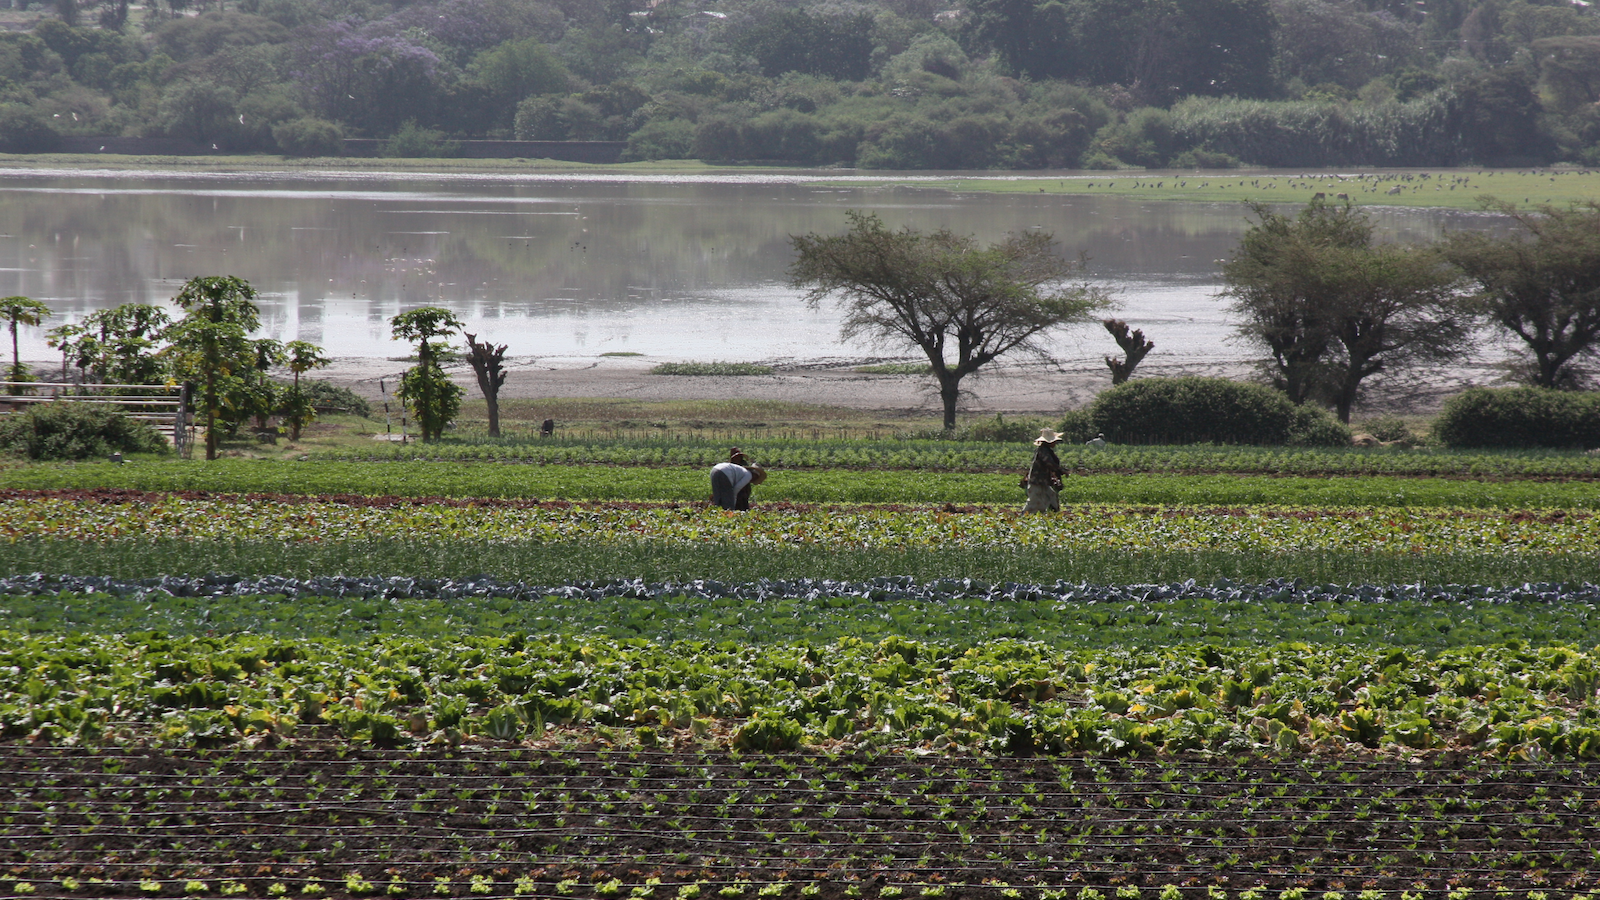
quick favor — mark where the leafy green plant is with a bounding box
[0,403,169,460]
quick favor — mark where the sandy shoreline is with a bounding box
[303,353,1507,420]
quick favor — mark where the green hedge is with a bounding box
[1081,377,1350,446]
[0,403,169,460]
[1433,387,1600,449]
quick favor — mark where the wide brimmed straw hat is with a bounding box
[1034,428,1065,445]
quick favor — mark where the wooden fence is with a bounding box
[0,382,190,457]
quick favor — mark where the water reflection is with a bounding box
[0,170,1505,366]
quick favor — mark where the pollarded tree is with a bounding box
[464,332,508,438]
[791,211,1112,431]
[1442,201,1600,389]
[162,276,261,460]
[1103,318,1155,385]
[391,307,464,442]
[0,296,50,384]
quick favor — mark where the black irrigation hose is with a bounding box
[2,573,1597,606]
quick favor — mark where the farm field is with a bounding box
[1,439,1599,897]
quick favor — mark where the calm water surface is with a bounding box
[0,168,1501,367]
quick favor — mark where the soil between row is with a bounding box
[2,743,1594,899]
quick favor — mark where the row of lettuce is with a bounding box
[1,495,1593,555]
[5,621,1600,756]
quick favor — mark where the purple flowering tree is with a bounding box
[292,21,444,136]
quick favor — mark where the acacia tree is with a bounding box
[1443,201,1600,388]
[1317,244,1474,423]
[162,276,261,460]
[464,332,508,438]
[391,307,464,442]
[0,296,50,384]
[791,211,1111,430]
[1224,199,1473,422]
[1221,198,1371,405]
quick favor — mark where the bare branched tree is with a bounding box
[1103,318,1154,384]
[464,332,509,437]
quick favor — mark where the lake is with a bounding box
[0,167,1507,369]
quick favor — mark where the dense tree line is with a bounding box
[3,0,1600,166]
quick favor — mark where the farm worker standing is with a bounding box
[711,447,766,510]
[1021,428,1066,513]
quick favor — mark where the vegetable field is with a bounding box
[6,747,1599,900]
[1,443,1598,897]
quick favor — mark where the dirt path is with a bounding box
[315,353,1504,419]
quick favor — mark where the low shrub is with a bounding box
[271,117,345,157]
[383,121,460,158]
[1288,404,1353,447]
[953,413,1049,443]
[650,362,774,376]
[1356,415,1419,444]
[1432,387,1600,449]
[289,379,371,418]
[0,403,169,460]
[1086,377,1348,446]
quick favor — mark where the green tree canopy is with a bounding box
[1443,200,1600,389]
[791,211,1112,430]
[0,296,50,383]
[1225,199,1474,422]
[390,306,465,442]
[162,275,261,460]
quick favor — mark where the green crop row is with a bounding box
[7,585,1599,650]
[6,627,1600,758]
[7,460,1600,508]
[311,436,1600,479]
[9,538,1591,586]
[3,496,1593,556]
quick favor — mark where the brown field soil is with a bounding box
[1,743,1594,899]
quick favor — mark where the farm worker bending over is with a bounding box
[1021,428,1066,513]
[711,447,767,510]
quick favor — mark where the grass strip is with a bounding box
[4,538,1593,586]
[6,460,1599,508]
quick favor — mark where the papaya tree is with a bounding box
[279,340,330,441]
[390,306,464,441]
[162,276,261,460]
[0,296,50,386]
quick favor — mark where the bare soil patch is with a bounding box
[2,744,1593,899]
